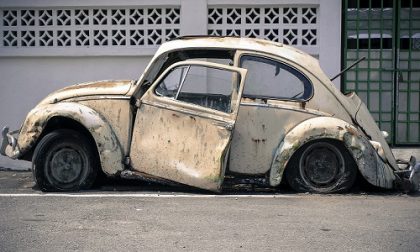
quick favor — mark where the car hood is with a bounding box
[39,80,133,105]
[345,92,398,169]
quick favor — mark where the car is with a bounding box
[1,36,419,193]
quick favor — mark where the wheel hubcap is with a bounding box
[300,142,345,187]
[49,148,83,184]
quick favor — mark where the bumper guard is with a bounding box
[1,126,21,159]
[395,156,420,192]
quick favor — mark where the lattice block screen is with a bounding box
[208,7,318,46]
[1,7,180,48]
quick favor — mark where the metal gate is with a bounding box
[343,0,420,146]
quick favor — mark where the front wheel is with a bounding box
[32,129,98,191]
[285,140,357,193]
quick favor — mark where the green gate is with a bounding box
[343,0,420,146]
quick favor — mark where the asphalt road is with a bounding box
[0,170,419,252]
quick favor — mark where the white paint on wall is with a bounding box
[0,56,151,169]
[319,0,342,88]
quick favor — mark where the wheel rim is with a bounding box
[45,143,89,189]
[299,142,345,187]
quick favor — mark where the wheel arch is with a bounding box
[18,102,125,176]
[42,116,95,145]
[268,116,396,189]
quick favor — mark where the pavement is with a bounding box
[392,147,420,161]
[0,170,419,251]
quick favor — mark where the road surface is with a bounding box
[0,170,419,251]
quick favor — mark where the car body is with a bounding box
[1,36,419,193]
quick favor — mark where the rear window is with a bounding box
[240,55,312,101]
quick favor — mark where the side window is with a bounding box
[155,67,186,98]
[155,65,238,113]
[240,55,312,100]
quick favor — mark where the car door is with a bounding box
[130,60,247,192]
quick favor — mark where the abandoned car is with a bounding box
[1,36,419,193]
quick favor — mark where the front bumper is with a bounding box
[395,156,420,192]
[0,126,21,159]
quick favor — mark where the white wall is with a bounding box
[0,56,151,169]
[319,0,341,88]
[0,0,342,169]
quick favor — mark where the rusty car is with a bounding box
[1,36,419,193]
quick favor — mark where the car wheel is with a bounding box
[32,129,98,191]
[285,140,357,193]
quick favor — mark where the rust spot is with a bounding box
[172,113,180,118]
[61,80,131,91]
[253,38,282,48]
[189,116,196,121]
[345,125,358,136]
[337,126,344,131]
[243,97,257,102]
[252,138,266,143]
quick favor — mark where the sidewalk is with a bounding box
[0,157,30,171]
[392,148,420,161]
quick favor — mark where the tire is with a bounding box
[285,140,357,193]
[32,129,98,191]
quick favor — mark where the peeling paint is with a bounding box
[229,104,316,175]
[268,117,396,189]
[14,102,125,175]
[129,60,246,192]
[39,80,133,105]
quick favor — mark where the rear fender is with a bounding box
[17,102,124,175]
[269,117,396,189]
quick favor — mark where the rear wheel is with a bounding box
[285,140,357,193]
[32,129,98,191]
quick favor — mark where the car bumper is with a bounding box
[395,156,420,192]
[0,126,21,159]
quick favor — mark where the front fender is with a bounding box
[269,117,396,189]
[17,102,124,175]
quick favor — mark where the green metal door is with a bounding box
[343,0,420,146]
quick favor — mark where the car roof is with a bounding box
[155,36,322,74]
[153,36,354,118]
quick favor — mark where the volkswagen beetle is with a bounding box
[1,36,419,193]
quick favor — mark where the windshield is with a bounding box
[136,49,235,90]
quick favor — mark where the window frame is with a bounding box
[134,48,235,98]
[238,54,314,102]
[152,61,244,115]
